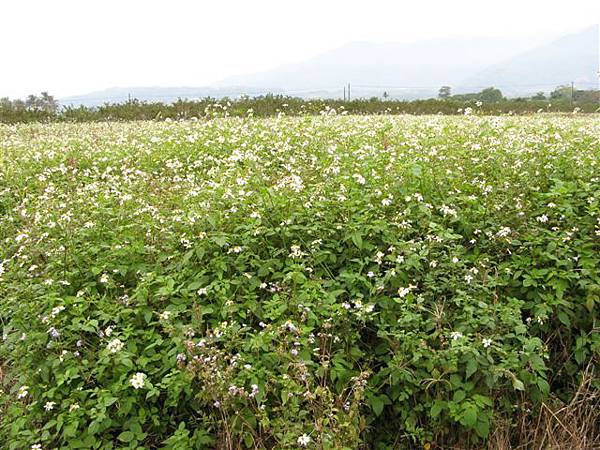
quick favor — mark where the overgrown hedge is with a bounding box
[0,95,599,124]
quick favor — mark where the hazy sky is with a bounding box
[1,0,598,98]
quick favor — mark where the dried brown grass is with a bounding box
[488,362,600,450]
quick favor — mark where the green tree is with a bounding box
[0,97,12,110]
[438,86,452,99]
[531,91,546,100]
[550,85,571,101]
[479,87,503,103]
[25,92,58,113]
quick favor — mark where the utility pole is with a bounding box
[343,86,346,101]
[348,83,351,101]
[570,81,574,106]
[597,70,600,109]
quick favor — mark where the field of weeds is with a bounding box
[0,115,599,449]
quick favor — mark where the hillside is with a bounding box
[59,26,598,105]
[460,25,599,95]
[215,37,547,97]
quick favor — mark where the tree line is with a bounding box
[0,87,598,124]
[437,85,599,103]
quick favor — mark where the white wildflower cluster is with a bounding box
[130,372,147,389]
[297,434,311,447]
[107,338,125,354]
[288,244,306,259]
[17,385,29,399]
[398,284,416,298]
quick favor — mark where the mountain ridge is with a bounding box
[60,26,598,105]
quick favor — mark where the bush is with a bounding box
[0,115,598,449]
[1,93,599,125]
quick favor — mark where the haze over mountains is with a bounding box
[62,25,598,106]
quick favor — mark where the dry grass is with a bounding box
[489,361,600,450]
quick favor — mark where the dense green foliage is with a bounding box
[0,115,599,449]
[0,93,599,124]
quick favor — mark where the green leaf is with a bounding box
[512,378,525,391]
[557,311,570,326]
[118,431,135,442]
[430,400,444,418]
[182,249,195,264]
[452,390,466,402]
[474,417,490,437]
[350,232,363,249]
[585,295,596,312]
[212,236,228,247]
[537,378,550,395]
[369,394,389,417]
[462,404,478,427]
[465,359,478,379]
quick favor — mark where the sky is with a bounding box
[0,0,598,98]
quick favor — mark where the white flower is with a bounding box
[297,434,311,447]
[130,372,147,389]
[197,287,208,296]
[398,285,415,298]
[289,245,305,258]
[159,310,171,321]
[496,226,511,238]
[50,305,65,317]
[452,257,459,264]
[31,445,42,450]
[17,385,29,399]
[482,338,492,348]
[44,401,56,411]
[47,327,60,339]
[536,214,549,223]
[450,331,463,340]
[352,173,366,185]
[69,403,80,412]
[99,273,109,284]
[107,338,124,354]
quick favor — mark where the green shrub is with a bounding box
[0,115,598,449]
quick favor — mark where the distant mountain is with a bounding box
[60,27,598,106]
[459,25,599,96]
[60,86,281,107]
[215,37,549,98]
